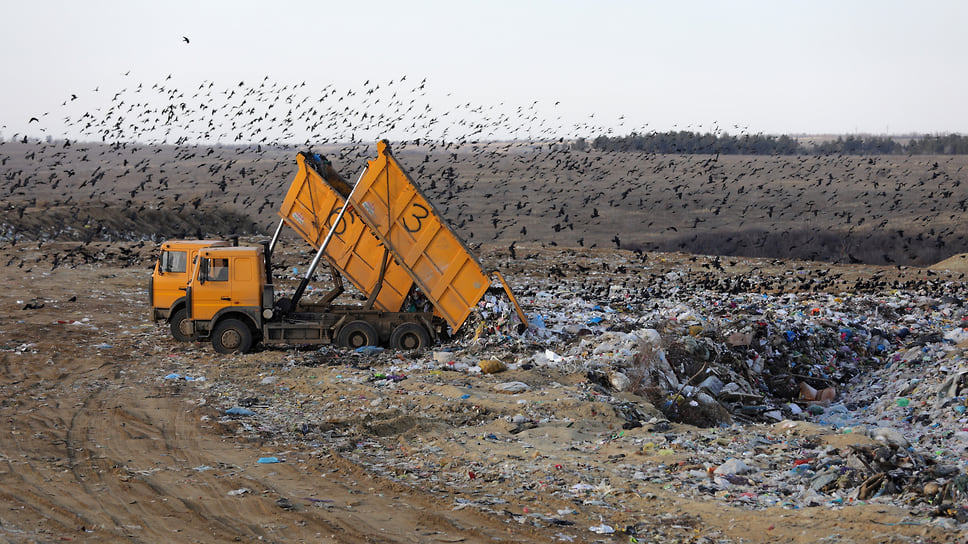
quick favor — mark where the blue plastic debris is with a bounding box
[164,372,203,382]
[226,407,256,416]
[258,457,280,464]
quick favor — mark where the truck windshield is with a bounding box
[206,258,230,282]
[160,250,188,273]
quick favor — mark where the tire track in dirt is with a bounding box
[48,358,327,542]
[0,353,107,539]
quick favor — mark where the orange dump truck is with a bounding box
[273,152,415,314]
[175,141,527,354]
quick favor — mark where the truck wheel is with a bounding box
[389,323,430,350]
[212,319,253,354]
[169,308,194,342]
[337,320,379,349]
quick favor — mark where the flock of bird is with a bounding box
[2,69,968,278]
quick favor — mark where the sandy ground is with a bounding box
[1,244,964,544]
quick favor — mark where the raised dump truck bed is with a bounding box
[277,153,414,312]
[350,140,525,332]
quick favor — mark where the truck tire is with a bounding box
[337,320,379,349]
[389,323,431,350]
[211,319,253,354]
[169,308,194,342]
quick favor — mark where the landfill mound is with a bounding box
[932,253,968,273]
[2,240,967,543]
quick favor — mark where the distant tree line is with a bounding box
[589,131,968,155]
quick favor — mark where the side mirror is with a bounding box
[198,259,208,284]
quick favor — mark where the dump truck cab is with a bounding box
[149,239,230,340]
[188,245,269,354]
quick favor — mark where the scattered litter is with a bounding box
[433,349,456,364]
[589,522,614,534]
[163,372,205,382]
[478,359,506,374]
[493,381,530,394]
[715,458,751,476]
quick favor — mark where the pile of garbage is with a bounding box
[512,284,968,517]
[528,290,941,427]
[180,252,968,537]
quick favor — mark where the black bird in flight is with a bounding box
[182,36,190,43]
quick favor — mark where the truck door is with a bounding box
[190,253,262,321]
[191,256,233,321]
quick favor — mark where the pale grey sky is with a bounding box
[2,0,965,144]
